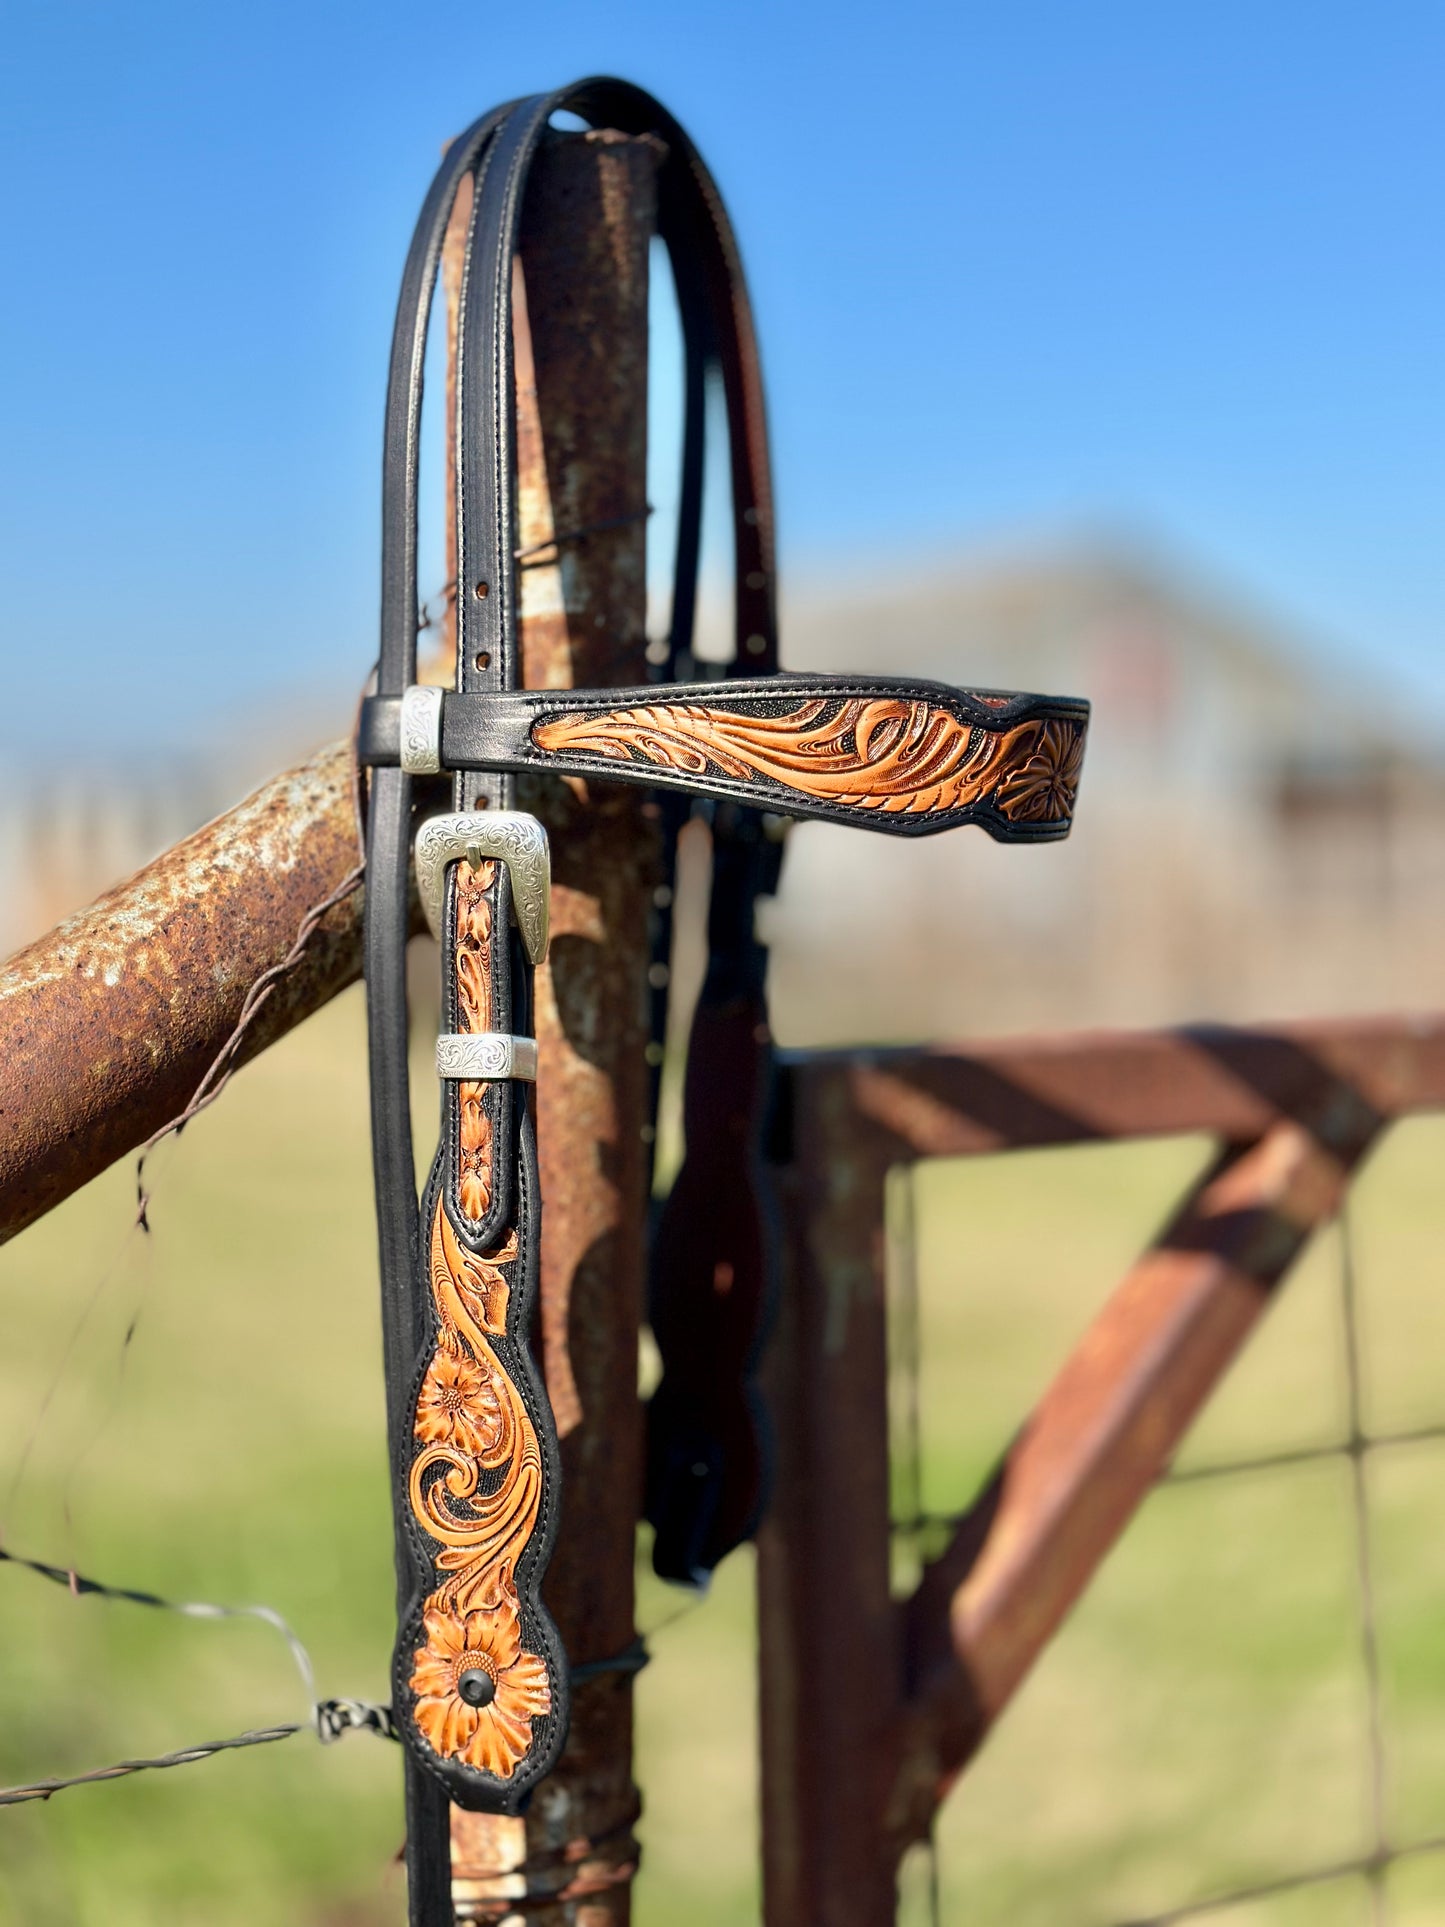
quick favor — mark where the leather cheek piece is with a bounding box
[393,1126,565,1813]
[359,679,1091,841]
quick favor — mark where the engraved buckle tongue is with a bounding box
[413,812,550,964]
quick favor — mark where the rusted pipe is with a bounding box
[760,1046,1391,1921]
[757,1078,907,1927]
[0,740,372,1247]
[447,127,659,1927]
[821,1013,1444,1160]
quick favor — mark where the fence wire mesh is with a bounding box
[888,1160,1445,1927]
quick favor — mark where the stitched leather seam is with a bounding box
[523,682,1088,718]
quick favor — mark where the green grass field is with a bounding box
[0,986,1442,1925]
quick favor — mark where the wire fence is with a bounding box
[888,1165,1445,1927]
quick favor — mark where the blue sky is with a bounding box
[2,1,1441,761]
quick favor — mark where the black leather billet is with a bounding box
[365,98,514,1914]
[365,91,568,1847]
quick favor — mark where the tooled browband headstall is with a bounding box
[359,78,1088,1913]
[361,680,1086,836]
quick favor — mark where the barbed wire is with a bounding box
[0,1533,704,1812]
[0,1724,311,1808]
[0,1539,396,1806]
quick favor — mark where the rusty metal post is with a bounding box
[0,741,369,1246]
[757,1079,903,1927]
[823,1019,1435,1157]
[759,1044,1389,1920]
[448,128,659,1925]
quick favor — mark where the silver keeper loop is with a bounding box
[436,1033,539,1082]
[399,685,444,775]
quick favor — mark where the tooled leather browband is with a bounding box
[361,77,1089,1917]
[360,679,1088,839]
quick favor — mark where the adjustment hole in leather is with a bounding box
[473,580,489,600]
[474,650,491,671]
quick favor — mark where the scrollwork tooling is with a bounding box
[401,858,551,1784]
[995,718,1086,824]
[453,859,495,1225]
[405,1194,550,1780]
[531,695,1084,822]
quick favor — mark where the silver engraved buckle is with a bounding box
[413,811,551,965]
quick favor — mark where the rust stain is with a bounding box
[533,883,617,1440]
[0,739,377,1246]
[760,1048,1391,1912]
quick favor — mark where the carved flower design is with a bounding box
[996,721,1084,824]
[415,1343,504,1459]
[456,948,490,1029]
[458,1153,492,1221]
[456,859,497,930]
[457,1090,493,1222]
[410,1595,550,1777]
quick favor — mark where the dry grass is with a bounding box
[0,987,1441,1924]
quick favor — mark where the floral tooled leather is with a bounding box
[403,1112,549,1782]
[531,695,1084,823]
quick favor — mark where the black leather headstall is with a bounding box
[360,678,1087,841]
[359,75,1089,1899]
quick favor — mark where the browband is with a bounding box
[360,77,1089,1914]
[359,679,1088,840]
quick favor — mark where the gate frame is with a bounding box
[759,1017,1445,1922]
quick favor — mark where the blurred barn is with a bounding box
[765,547,1445,1043]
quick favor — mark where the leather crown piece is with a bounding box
[360,78,1089,1842]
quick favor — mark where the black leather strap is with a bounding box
[360,679,1088,842]
[364,102,513,1923]
[376,92,569,1834]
